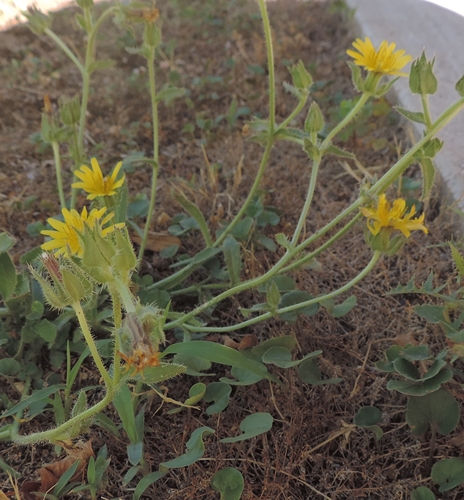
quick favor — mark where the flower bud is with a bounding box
[304,102,325,133]
[22,6,52,35]
[409,52,437,95]
[456,75,464,97]
[289,60,313,92]
[59,95,81,126]
[143,15,161,48]
[111,227,137,280]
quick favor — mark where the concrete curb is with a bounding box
[345,0,464,211]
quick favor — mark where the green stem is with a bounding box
[277,97,307,131]
[291,153,321,245]
[12,388,114,445]
[282,213,362,274]
[110,287,123,384]
[51,141,66,209]
[322,92,370,147]
[178,250,381,333]
[138,44,159,265]
[111,277,136,314]
[421,94,432,129]
[72,301,112,388]
[214,137,274,247]
[257,0,275,131]
[44,28,85,74]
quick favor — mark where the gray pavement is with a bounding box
[346,0,464,212]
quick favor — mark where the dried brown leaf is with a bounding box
[131,232,181,252]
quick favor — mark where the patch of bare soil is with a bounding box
[0,0,461,498]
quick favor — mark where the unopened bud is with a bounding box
[409,51,438,95]
[59,95,81,125]
[289,60,313,91]
[23,6,52,35]
[456,75,464,97]
[304,102,325,133]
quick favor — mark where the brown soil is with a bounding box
[0,0,461,499]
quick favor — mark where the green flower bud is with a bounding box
[22,7,52,35]
[456,75,464,97]
[29,254,73,309]
[289,60,313,91]
[111,227,137,280]
[59,95,81,126]
[409,51,437,95]
[143,17,161,48]
[304,102,325,133]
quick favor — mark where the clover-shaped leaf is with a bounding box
[432,457,464,492]
[211,467,244,500]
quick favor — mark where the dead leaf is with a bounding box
[392,332,418,346]
[21,440,94,499]
[238,334,258,350]
[131,232,181,252]
[222,335,240,349]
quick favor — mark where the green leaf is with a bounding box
[127,441,143,466]
[53,460,80,497]
[0,233,15,253]
[387,368,453,396]
[251,336,297,358]
[113,384,138,444]
[222,236,242,286]
[298,357,342,385]
[156,86,185,105]
[2,384,64,417]
[432,457,464,492]
[414,305,445,323]
[419,156,436,201]
[411,486,436,500]
[133,470,167,500]
[126,363,186,385]
[393,358,420,380]
[172,190,213,247]
[220,366,263,386]
[331,295,357,318]
[162,426,215,468]
[450,243,464,278]
[277,291,319,323]
[406,388,460,436]
[173,353,213,376]
[204,382,231,414]
[88,58,116,74]
[163,341,280,383]
[168,382,206,414]
[353,406,381,427]
[262,346,320,369]
[211,468,244,500]
[394,107,426,124]
[36,319,57,346]
[0,358,21,376]
[220,412,273,443]
[0,252,16,299]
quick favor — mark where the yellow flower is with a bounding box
[360,194,428,238]
[41,206,121,257]
[72,158,125,200]
[347,37,412,76]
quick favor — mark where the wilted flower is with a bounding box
[360,194,428,238]
[347,37,412,76]
[72,158,125,200]
[41,206,122,257]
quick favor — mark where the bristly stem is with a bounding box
[51,141,66,209]
[73,301,112,389]
[138,44,159,265]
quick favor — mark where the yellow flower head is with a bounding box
[347,37,413,76]
[360,194,428,238]
[41,206,121,257]
[72,158,125,200]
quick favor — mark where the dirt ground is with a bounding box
[0,0,462,498]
